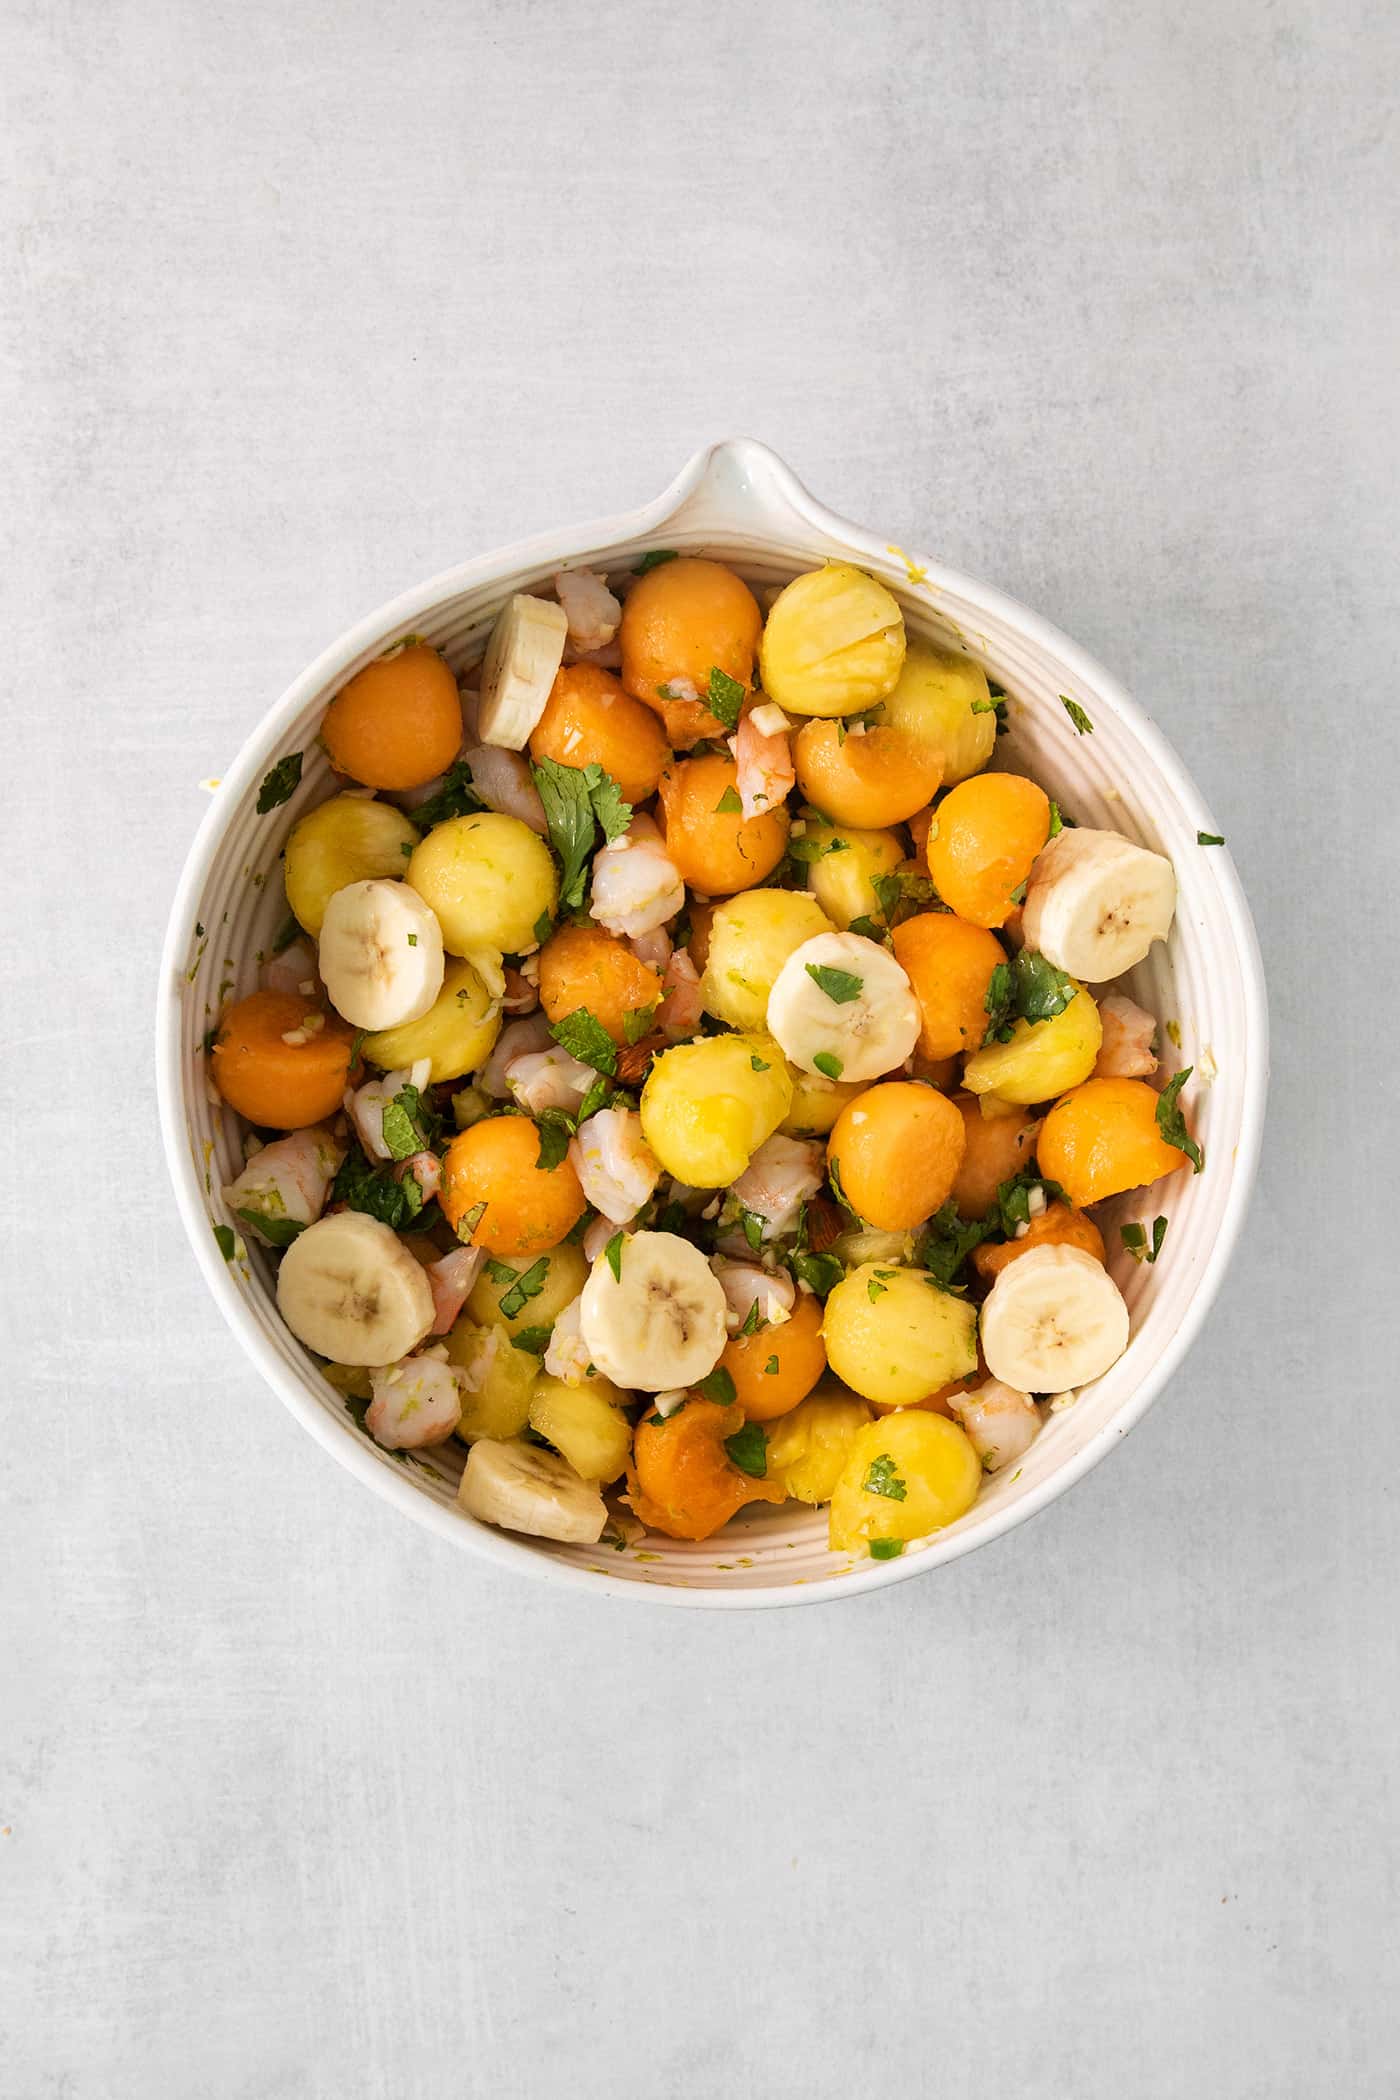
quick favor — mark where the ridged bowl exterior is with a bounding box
[156,440,1267,1606]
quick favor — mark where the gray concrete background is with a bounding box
[3,2,1397,2094]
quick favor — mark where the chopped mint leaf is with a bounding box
[737,1298,762,1339]
[1150,1215,1168,1262]
[847,915,887,942]
[531,756,633,908]
[534,1110,573,1171]
[1197,831,1225,846]
[497,1258,551,1321]
[714,785,743,814]
[805,962,862,1005]
[623,1005,657,1046]
[1156,1069,1204,1172]
[812,1051,843,1081]
[332,1144,425,1230]
[916,1201,994,1286]
[1060,696,1093,736]
[740,1209,765,1254]
[723,1420,767,1477]
[868,1538,905,1560]
[706,667,745,732]
[256,752,302,813]
[635,549,678,573]
[456,1199,486,1239]
[550,1006,618,1075]
[235,1209,305,1249]
[576,1072,612,1122]
[213,1224,237,1261]
[533,909,554,944]
[863,1454,908,1502]
[1008,880,1027,906]
[696,1365,737,1406]
[763,1355,780,1375]
[405,758,476,829]
[1121,1221,1148,1261]
[790,1249,843,1299]
[983,960,1014,1045]
[510,1324,553,1355]
[1013,948,1076,1023]
[749,1054,770,1072]
[866,1274,888,1303]
[406,932,418,946]
[604,1232,624,1282]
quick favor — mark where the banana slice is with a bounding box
[978,1244,1130,1392]
[457,1436,608,1544]
[578,1230,728,1392]
[318,878,445,1030]
[277,1212,436,1366]
[1020,828,1176,982]
[766,930,920,1084]
[477,594,569,749]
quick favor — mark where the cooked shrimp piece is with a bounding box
[731,705,795,819]
[571,1107,661,1223]
[711,1257,796,1334]
[1094,993,1159,1078]
[481,1014,554,1098]
[346,1061,431,1160]
[730,1134,825,1240]
[946,1381,1041,1472]
[506,1046,595,1117]
[221,1126,345,1243]
[258,937,320,999]
[589,813,686,939]
[425,1246,483,1334]
[366,1348,463,1450]
[462,745,548,836]
[629,926,673,973]
[543,1296,592,1386]
[555,568,623,654]
[657,947,703,1041]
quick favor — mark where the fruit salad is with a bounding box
[209,553,1203,1563]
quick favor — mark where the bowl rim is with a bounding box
[156,437,1269,1607]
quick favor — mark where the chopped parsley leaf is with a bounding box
[635,549,677,573]
[213,1224,237,1261]
[235,1209,305,1249]
[696,1365,737,1406]
[1060,695,1093,736]
[533,908,554,944]
[750,1054,770,1072]
[1048,801,1064,838]
[714,785,743,814]
[1197,831,1225,846]
[1013,948,1076,1023]
[737,1298,762,1338]
[763,1355,780,1375]
[866,1274,887,1303]
[332,1144,424,1230]
[812,1051,843,1081]
[408,758,478,829]
[916,1201,994,1286]
[623,1005,657,1046]
[510,1324,553,1354]
[256,752,303,813]
[983,960,1015,1044]
[576,1072,612,1122]
[530,757,633,908]
[790,1249,843,1299]
[741,1208,765,1254]
[1150,1215,1168,1262]
[604,1232,624,1282]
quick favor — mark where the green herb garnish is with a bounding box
[496,1257,551,1321]
[812,1051,843,1081]
[404,758,477,830]
[868,1538,905,1560]
[332,1145,425,1230]
[696,1366,737,1406]
[1012,948,1076,1023]
[623,1006,657,1046]
[723,1420,767,1478]
[1060,696,1093,736]
[763,1354,780,1375]
[604,1232,624,1281]
[635,549,678,573]
[714,785,743,814]
[863,1454,908,1502]
[256,752,303,813]
[510,1324,553,1355]
[534,1110,574,1171]
[1197,831,1225,846]
[983,960,1015,1044]
[550,1006,618,1075]
[805,963,862,1005]
[706,667,745,732]
[790,1250,843,1299]
[1155,1070,1203,1172]
[531,757,633,908]
[235,1209,305,1249]
[213,1224,237,1261]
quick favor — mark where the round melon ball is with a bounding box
[701,889,834,1032]
[408,812,557,958]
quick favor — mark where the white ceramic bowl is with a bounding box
[157,439,1267,1607]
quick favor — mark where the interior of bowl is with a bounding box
[161,444,1265,1604]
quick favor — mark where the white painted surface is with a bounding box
[2,1,1396,2093]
